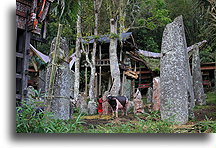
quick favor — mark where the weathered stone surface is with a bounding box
[45,38,74,120]
[25,86,36,105]
[192,45,206,105]
[160,16,191,124]
[38,69,46,93]
[122,58,132,100]
[186,51,195,119]
[152,77,160,111]
[102,91,110,115]
[88,100,97,115]
[76,93,88,114]
[26,86,44,108]
[133,89,144,114]
[127,100,134,113]
[146,87,153,104]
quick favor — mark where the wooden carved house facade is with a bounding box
[16,0,53,105]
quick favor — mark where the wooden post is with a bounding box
[99,45,102,95]
[139,65,141,86]
[121,71,125,95]
[121,56,125,95]
[132,62,137,94]
[120,48,123,62]
[22,29,31,98]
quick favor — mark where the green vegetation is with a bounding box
[206,91,216,106]
[16,102,174,133]
[16,101,85,133]
[16,91,215,133]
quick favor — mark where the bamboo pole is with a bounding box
[132,62,137,94]
[46,23,63,112]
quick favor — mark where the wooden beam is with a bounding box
[16,73,22,79]
[31,35,47,43]
[187,40,207,52]
[201,66,215,70]
[17,0,32,6]
[136,71,152,74]
[16,10,27,18]
[140,76,152,79]
[16,52,24,58]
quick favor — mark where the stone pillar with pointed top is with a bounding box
[160,16,193,125]
[146,87,153,104]
[152,77,160,111]
[192,45,206,105]
[133,89,144,114]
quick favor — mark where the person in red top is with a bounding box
[97,95,103,117]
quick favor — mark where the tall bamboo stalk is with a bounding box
[46,23,63,112]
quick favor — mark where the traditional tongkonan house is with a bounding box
[80,32,158,99]
[16,0,53,105]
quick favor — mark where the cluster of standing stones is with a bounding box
[26,16,206,125]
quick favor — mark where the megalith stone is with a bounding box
[133,89,144,114]
[152,77,160,111]
[122,58,132,100]
[45,37,74,120]
[26,86,44,109]
[192,45,206,105]
[146,87,153,104]
[38,69,46,93]
[160,16,192,124]
[185,45,195,119]
[88,100,97,115]
[77,93,88,114]
[102,91,110,115]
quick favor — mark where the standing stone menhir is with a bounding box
[152,77,160,111]
[160,15,193,125]
[45,37,74,120]
[192,45,206,105]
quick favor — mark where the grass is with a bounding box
[16,91,215,133]
[194,91,215,110]
[206,91,216,105]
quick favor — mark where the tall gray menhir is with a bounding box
[160,15,194,125]
[192,45,206,105]
[45,37,74,120]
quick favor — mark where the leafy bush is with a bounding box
[16,100,84,133]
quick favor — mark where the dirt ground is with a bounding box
[79,103,215,132]
[194,105,215,121]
